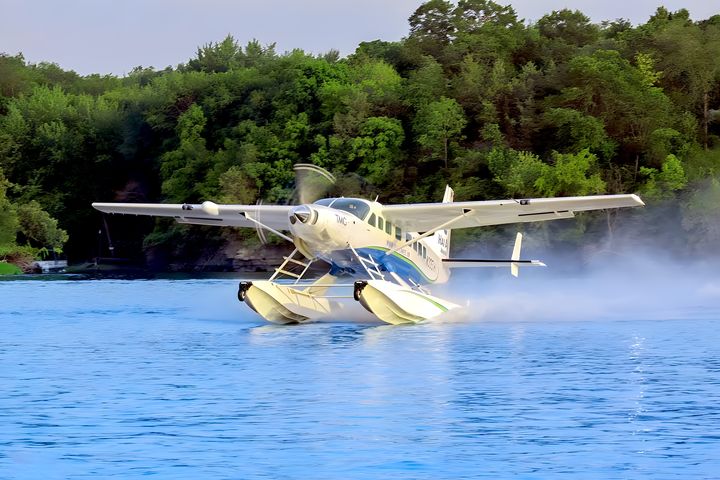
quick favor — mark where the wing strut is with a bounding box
[385,209,473,256]
[239,212,293,243]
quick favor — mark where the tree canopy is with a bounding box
[1,3,719,268]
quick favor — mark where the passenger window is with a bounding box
[377,217,384,231]
[405,233,411,242]
[395,226,402,241]
[368,213,376,227]
[385,221,392,235]
[422,245,426,258]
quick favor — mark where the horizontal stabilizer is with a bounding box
[442,259,546,269]
[444,232,544,277]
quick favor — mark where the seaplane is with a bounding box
[93,164,644,325]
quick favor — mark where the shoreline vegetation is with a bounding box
[0,261,22,275]
[1,2,719,274]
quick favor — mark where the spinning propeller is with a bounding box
[253,163,336,245]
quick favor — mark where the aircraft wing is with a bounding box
[92,201,292,230]
[381,194,644,232]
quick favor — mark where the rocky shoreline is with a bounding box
[1,243,293,277]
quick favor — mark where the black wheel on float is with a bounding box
[353,281,368,301]
[238,281,252,302]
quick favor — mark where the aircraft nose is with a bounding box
[289,205,316,225]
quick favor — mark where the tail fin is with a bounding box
[511,232,522,277]
[429,185,453,260]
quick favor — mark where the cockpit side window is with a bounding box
[368,213,376,227]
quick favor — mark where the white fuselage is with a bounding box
[287,201,449,285]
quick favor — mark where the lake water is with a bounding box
[1,277,719,479]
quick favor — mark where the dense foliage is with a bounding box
[1,2,719,267]
[0,167,68,269]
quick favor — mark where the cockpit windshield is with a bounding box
[313,198,371,220]
[313,198,335,207]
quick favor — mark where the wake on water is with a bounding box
[434,252,720,324]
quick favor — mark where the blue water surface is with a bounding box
[1,278,719,479]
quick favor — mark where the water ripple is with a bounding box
[0,280,719,479]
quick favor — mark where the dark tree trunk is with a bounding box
[633,154,639,183]
[704,91,709,151]
[443,137,448,169]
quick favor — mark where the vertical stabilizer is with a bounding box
[429,185,454,260]
[511,232,522,277]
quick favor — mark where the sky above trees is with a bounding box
[2,0,718,75]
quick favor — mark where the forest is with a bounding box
[1,1,719,272]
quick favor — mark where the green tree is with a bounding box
[449,0,526,66]
[451,56,519,128]
[646,127,693,166]
[160,104,212,202]
[403,57,447,109]
[16,200,69,252]
[489,148,546,197]
[188,35,243,73]
[407,0,455,60]
[0,169,18,246]
[349,116,405,186]
[644,18,720,148]
[453,0,519,32]
[489,148,606,197]
[639,153,688,199]
[535,149,606,196]
[320,58,402,137]
[538,9,599,46]
[348,58,403,111]
[542,108,616,159]
[414,97,467,168]
[0,53,37,100]
[218,165,260,204]
[351,40,409,74]
[536,9,599,63]
[556,50,673,171]
[601,18,632,39]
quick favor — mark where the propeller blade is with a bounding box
[293,163,336,205]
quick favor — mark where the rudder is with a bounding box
[429,185,453,259]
